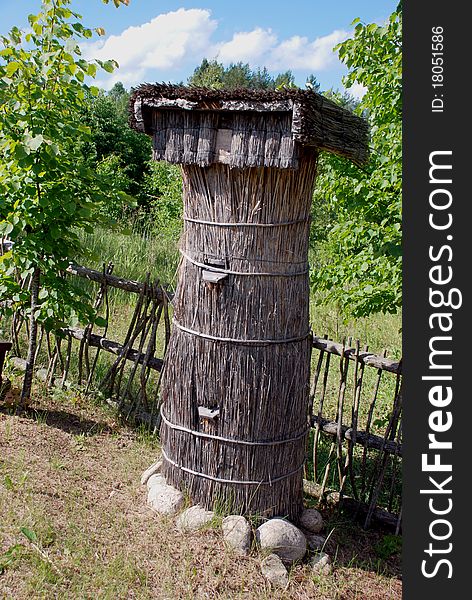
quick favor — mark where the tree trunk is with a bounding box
[21,266,41,404]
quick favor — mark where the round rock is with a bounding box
[260,553,289,588]
[256,518,306,564]
[306,534,326,552]
[222,515,252,555]
[147,478,184,516]
[146,473,166,491]
[176,505,215,532]
[311,552,332,576]
[299,508,324,534]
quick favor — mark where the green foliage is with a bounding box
[305,74,321,92]
[20,526,39,544]
[80,81,179,233]
[139,162,183,239]
[188,58,295,91]
[221,62,253,89]
[95,154,137,220]
[81,84,152,200]
[188,59,225,88]
[274,70,296,89]
[311,7,402,317]
[0,0,124,331]
[374,534,402,559]
[76,226,180,291]
[106,81,129,114]
[0,545,23,575]
[250,66,274,90]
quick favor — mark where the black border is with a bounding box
[403,1,468,596]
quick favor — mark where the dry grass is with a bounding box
[1,383,401,600]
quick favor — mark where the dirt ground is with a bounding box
[0,385,402,599]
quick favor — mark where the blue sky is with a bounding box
[2,1,397,94]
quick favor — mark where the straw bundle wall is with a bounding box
[131,84,369,165]
[151,109,298,169]
[160,149,318,520]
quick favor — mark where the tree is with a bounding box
[251,67,274,90]
[274,70,296,89]
[222,62,253,89]
[305,74,321,93]
[0,0,125,401]
[139,162,183,239]
[311,5,402,317]
[82,86,152,200]
[106,81,130,117]
[188,59,295,91]
[188,59,225,88]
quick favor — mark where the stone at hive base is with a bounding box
[147,475,183,516]
[222,515,252,555]
[176,505,215,532]
[256,518,307,564]
[260,553,289,588]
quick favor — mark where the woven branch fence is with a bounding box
[308,336,402,531]
[6,263,171,425]
[5,263,402,529]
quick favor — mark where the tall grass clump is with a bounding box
[76,226,179,296]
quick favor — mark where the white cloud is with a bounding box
[83,8,217,88]
[83,8,350,89]
[216,28,277,64]
[268,30,349,71]
[214,27,349,72]
[348,82,368,100]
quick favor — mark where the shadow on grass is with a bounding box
[0,404,115,436]
[315,505,402,580]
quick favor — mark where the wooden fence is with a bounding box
[6,263,402,530]
[308,336,402,530]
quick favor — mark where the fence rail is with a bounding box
[311,415,402,456]
[312,336,402,374]
[64,327,164,372]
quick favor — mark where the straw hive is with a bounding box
[130,84,368,520]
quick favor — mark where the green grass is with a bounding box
[77,226,180,296]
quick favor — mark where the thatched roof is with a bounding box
[129,83,369,166]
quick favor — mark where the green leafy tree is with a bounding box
[139,162,183,240]
[95,154,136,220]
[189,60,254,89]
[322,88,359,113]
[188,59,225,88]
[311,5,402,317]
[82,86,152,200]
[251,67,274,90]
[0,0,125,401]
[274,70,296,89]
[305,74,321,92]
[188,59,296,91]
[222,62,254,89]
[106,81,129,114]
